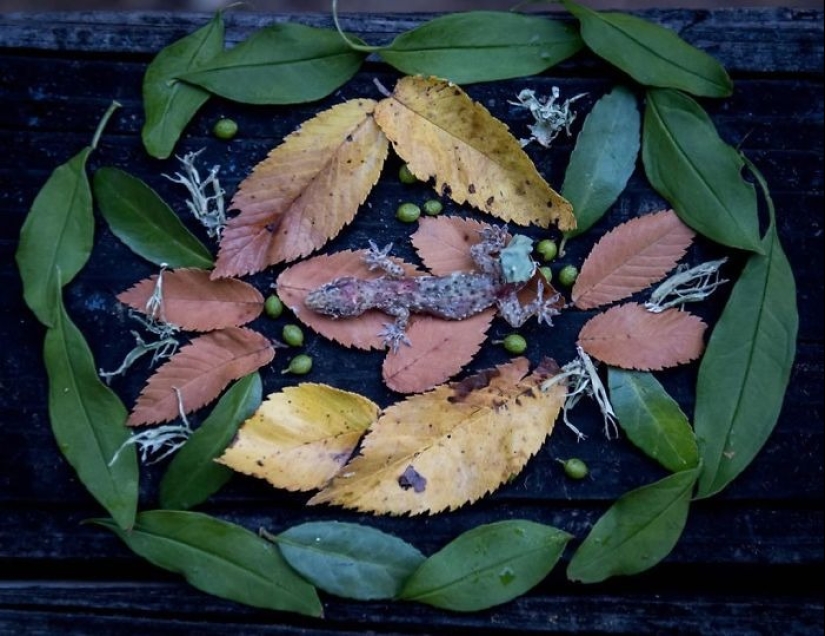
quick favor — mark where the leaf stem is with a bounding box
[91,100,122,150]
[331,0,383,53]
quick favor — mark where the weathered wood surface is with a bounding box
[0,9,822,635]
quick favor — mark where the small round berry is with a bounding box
[536,239,558,262]
[264,294,284,319]
[502,333,527,355]
[283,354,312,375]
[560,458,589,480]
[398,163,418,184]
[422,199,443,216]
[212,118,238,140]
[558,264,579,287]
[538,266,553,283]
[396,202,421,223]
[281,324,304,347]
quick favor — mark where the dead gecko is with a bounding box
[304,226,561,351]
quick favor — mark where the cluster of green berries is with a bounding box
[264,293,312,375]
[535,239,578,287]
[396,163,443,223]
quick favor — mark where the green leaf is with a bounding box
[694,176,797,497]
[93,510,322,616]
[642,89,762,253]
[400,520,571,611]
[179,23,366,105]
[561,0,732,97]
[500,234,535,283]
[94,167,213,269]
[44,280,138,530]
[16,148,93,326]
[142,11,225,159]
[378,12,583,84]
[608,368,699,473]
[159,372,262,510]
[567,468,698,583]
[562,85,640,240]
[274,521,425,600]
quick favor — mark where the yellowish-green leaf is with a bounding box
[374,76,574,231]
[218,383,379,491]
[309,358,566,515]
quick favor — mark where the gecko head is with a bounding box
[304,277,372,318]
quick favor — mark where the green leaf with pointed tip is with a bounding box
[142,12,225,159]
[44,280,138,530]
[275,521,425,601]
[562,86,640,240]
[567,468,699,583]
[159,373,262,510]
[93,510,322,616]
[643,89,762,253]
[379,12,583,84]
[400,520,571,611]
[16,148,93,326]
[94,167,213,269]
[561,0,732,97]
[609,368,699,473]
[179,23,366,105]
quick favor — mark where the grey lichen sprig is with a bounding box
[645,258,728,313]
[164,149,227,239]
[510,87,587,148]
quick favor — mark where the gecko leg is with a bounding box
[364,241,405,278]
[470,225,509,275]
[378,306,412,352]
[498,281,562,328]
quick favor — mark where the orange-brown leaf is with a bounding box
[213,99,389,278]
[410,215,493,275]
[128,327,274,426]
[117,268,263,331]
[578,303,706,370]
[382,310,495,394]
[572,209,695,310]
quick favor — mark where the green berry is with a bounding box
[536,239,558,262]
[558,264,579,287]
[560,458,589,480]
[264,294,284,319]
[538,266,553,283]
[396,202,421,223]
[281,324,304,347]
[502,333,527,355]
[213,118,238,140]
[283,354,312,375]
[398,163,418,184]
[422,199,443,216]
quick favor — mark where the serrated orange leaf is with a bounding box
[572,209,695,310]
[578,303,706,370]
[374,76,575,230]
[382,311,495,394]
[309,357,566,515]
[410,215,493,275]
[213,99,389,278]
[217,383,379,492]
[128,327,274,425]
[117,268,263,331]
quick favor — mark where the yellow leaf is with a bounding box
[217,383,379,491]
[309,358,566,515]
[374,76,575,231]
[213,99,389,278]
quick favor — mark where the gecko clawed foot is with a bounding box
[379,321,411,353]
[535,281,563,326]
[365,240,405,278]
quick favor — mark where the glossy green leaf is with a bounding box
[379,12,583,84]
[562,85,640,240]
[16,148,93,326]
[400,520,571,611]
[275,521,425,600]
[567,468,698,583]
[44,280,138,530]
[94,167,213,269]
[142,12,224,159]
[94,510,322,616]
[643,89,762,253]
[561,0,732,97]
[609,368,699,473]
[159,372,262,510]
[179,23,366,105]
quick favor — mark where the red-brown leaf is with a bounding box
[382,310,495,394]
[572,209,695,310]
[410,215,493,275]
[128,327,274,426]
[117,268,263,331]
[578,303,706,370]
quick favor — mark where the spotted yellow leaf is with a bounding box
[309,358,566,515]
[217,383,379,491]
[374,76,575,230]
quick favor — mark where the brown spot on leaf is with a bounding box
[468,183,476,194]
[449,367,501,403]
[398,465,427,493]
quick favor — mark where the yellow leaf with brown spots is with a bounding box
[217,383,379,492]
[309,358,566,515]
[374,76,575,231]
